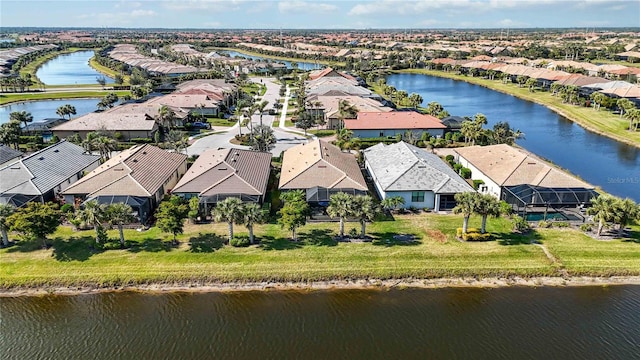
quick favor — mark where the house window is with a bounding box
[411,191,425,202]
[379,132,384,137]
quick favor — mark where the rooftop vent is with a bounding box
[38,157,44,160]
[54,149,59,153]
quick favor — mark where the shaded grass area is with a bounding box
[208,118,237,127]
[1,214,639,289]
[0,90,132,105]
[397,69,640,147]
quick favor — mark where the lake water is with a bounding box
[0,98,100,124]
[386,73,640,202]
[1,286,639,359]
[222,50,322,71]
[35,50,113,86]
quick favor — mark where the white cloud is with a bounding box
[76,8,157,25]
[163,0,248,11]
[278,1,338,13]
[131,9,157,17]
[496,18,528,27]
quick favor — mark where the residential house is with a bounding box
[305,95,391,129]
[454,144,597,213]
[279,139,367,203]
[60,144,187,223]
[440,116,466,133]
[0,145,22,168]
[172,148,271,210]
[52,112,159,141]
[344,111,446,138]
[146,93,221,117]
[364,142,474,211]
[0,141,100,207]
[106,102,189,127]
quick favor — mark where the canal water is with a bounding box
[0,98,100,124]
[1,286,639,359]
[386,73,640,202]
[222,50,322,71]
[35,50,113,86]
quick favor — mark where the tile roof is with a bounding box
[172,148,271,197]
[345,111,446,130]
[0,145,22,165]
[61,144,186,197]
[279,139,367,191]
[0,141,100,196]
[52,112,158,132]
[364,142,473,193]
[454,144,593,189]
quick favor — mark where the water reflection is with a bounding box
[36,50,114,85]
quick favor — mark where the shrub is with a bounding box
[512,215,531,233]
[462,232,492,241]
[459,167,472,179]
[472,179,485,190]
[445,154,454,163]
[130,137,152,144]
[60,204,75,214]
[456,227,480,238]
[348,228,359,238]
[579,223,593,232]
[229,237,251,247]
[453,163,463,172]
[553,221,570,228]
[538,220,552,228]
[114,132,123,141]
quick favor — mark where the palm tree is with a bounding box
[587,194,617,236]
[157,105,176,133]
[92,135,118,162]
[351,195,379,238]
[212,197,244,243]
[256,100,269,126]
[327,192,354,238]
[75,200,108,244]
[381,196,405,213]
[453,192,477,235]
[0,204,15,247]
[9,111,33,133]
[623,108,640,132]
[474,193,502,234]
[408,93,423,108]
[107,203,136,248]
[611,198,640,236]
[616,98,634,119]
[241,202,264,244]
[249,124,276,152]
[425,102,444,117]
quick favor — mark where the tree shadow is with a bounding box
[5,238,45,253]
[371,232,422,247]
[259,236,303,251]
[128,238,174,253]
[622,229,640,243]
[51,236,103,262]
[189,233,225,253]
[496,230,544,246]
[299,229,337,246]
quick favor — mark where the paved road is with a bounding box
[187,77,307,156]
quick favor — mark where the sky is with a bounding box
[1,0,639,29]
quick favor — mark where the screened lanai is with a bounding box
[501,184,598,215]
[85,195,152,224]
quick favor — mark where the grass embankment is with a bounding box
[210,47,346,68]
[396,69,640,148]
[1,213,638,289]
[18,47,85,87]
[88,56,130,85]
[0,90,132,106]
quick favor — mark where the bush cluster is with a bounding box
[229,237,251,247]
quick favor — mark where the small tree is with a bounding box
[474,193,502,234]
[453,192,477,235]
[278,190,309,241]
[96,76,107,89]
[351,195,379,238]
[249,124,276,152]
[155,196,189,245]
[611,198,640,236]
[327,192,354,238]
[188,197,200,224]
[107,203,136,248]
[381,196,405,213]
[587,194,617,236]
[7,202,61,248]
[75,200,109,244]
[295,112,316,136]
[0,204,15,247]
[242,202,264,244]
[212,197,244,243]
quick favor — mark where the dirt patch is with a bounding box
[425,228,447,243]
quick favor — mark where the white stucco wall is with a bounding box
[386,190,435,209]
[457,156,502,198]
[353,129,444,138]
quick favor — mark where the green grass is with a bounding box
[18,47,85,86]
[396,69,640,148]
[88,57,131,85]
[1,213,639,289]
[208,118,237,127]
[308,129,336,137]
[0,90,132,106]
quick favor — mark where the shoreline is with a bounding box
[395,69,640,149]
[3,276,640,297]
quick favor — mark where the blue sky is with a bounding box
[1,0,639,29]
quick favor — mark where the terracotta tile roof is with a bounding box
[52,113,158,132]
[345,111,446,130]
[62,144,187,198]
[279,139,366,191]
[454,144,592,188]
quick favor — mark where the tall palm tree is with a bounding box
[76,200,108,244]
[351,195,379,238]
[587,194,617,236]
[212,197,244,243]
[256,100,269,126]
[453,192,477,235]
[107,203,136,248]
[241,203,264,244]
[327,192,354,238]
[157,105,176,133]
[92,135,118,162]
[611,198,640,236]
[623,108,640,132]
[616,98,634,119]
[9,111,33,134]
[0,204,15,247]
[474,194,502,234]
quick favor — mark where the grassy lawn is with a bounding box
[0,90,132,106]
[2,213,639,289]
[209,118,237,127]
[397,69,640,148]
[308,129,336,137]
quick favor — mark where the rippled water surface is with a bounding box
[1,287,639,359]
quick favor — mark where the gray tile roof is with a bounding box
[0,145,22,165]
[364,142,473,194]
[0,141,100,196]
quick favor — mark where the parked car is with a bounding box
[191,122,211,129]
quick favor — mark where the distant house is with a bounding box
[51,112,159,141]
[344,111,446,138]
[0,141,100,207]
[146,94,221,116]
[279,139,367,204]
[305,94,391,129]
[440,116,466,133]
[364,142,474,211]
[61,144,187,223]
[454,144,597,213]
[172,148,271,209]
[0,145,22,168]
